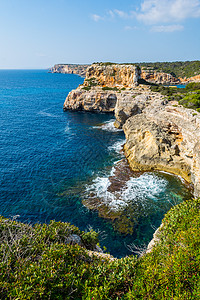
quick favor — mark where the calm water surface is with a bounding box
[0,70,192,257]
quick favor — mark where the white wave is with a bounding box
[93,120,123,132]
[85,171,168,211]
[108,139,126,154]
[38,111,58,118]
[123,173,167,203]
[85,175,128,210]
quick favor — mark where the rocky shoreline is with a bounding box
[50,64,89,77]
[63,63,200,199]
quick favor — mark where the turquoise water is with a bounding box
[0,70,192,257]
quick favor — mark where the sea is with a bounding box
[0,70,192,257]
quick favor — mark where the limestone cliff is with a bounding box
[63,63,140,112]
[140,68,180,85]
[180,74,200,83]
[123,98,200,197]
[50,64,89,77]
[85,64,140,88]
[63,87,118,112]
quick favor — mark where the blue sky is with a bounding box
[0,0,200,68]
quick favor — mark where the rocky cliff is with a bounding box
[63,63,200,197]
[123,98,200,197]
[51,63,200,84]
[140,68,180,85]
[180,74,200,83]
[50,64,89,77]
[85,64,140,88]
[63,63,140,112]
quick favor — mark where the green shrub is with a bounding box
[102,86,119,91]
[179,91,200,109]
[82,229,99,249]
[185,82,200,90]
[82,86,91,91]
[0,198,199,299]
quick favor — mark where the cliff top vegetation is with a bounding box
[0,198,199,299]
[94,61,200,79]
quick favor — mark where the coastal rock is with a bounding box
[63,62,200,197]
[64,63,141,112]
[50,64,89,77]
[63,87,117,112]
[180,74,200,83]
[85,63,140,88]
[114,91,150,128]
[66,234,82,245]
[123,99,200,197]
[140,68,180,85]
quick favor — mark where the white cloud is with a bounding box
[137,0,200,24]
[107,10,115,18]
[91,14,103,22]
[114,9,129,19]
[151,24,184,32]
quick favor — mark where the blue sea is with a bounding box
[0,70,192,257]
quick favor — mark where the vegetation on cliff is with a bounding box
[96,61,200,79]
[0,198,200,299]
[138,60,200,79]
[150,82,200,111]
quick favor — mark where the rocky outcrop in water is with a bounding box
[50,64,89,77]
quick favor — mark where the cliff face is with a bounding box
[51,63,200,84]
[63,63,140,112]
[50,64,89,77]
[85,64,140,88]
[141,68,200,85]
[63,87,118,112]
[123,99,200,197]
[140,68,180,85]
[180,74,200,83]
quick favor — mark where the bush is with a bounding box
[179,91,200,109]
[0,198,199,299]
[102,86,119,91]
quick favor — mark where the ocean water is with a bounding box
[0,70,192,257]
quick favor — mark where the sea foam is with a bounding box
[93,120,123,132]
[85,168,168,211]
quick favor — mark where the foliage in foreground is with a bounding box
[0,198,200,299]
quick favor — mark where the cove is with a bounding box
[0,70,192,257]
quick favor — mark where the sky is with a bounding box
[0,0,200,69]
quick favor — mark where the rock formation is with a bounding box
[180,74,200,83]
[85,64,140,88]
[50,64,89,77]
[63,87,118,112]
[51,63,200,85]
[63,63,140,112]
[63,63,200,197]
[140,68,180,85]
[123,98,200,197]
